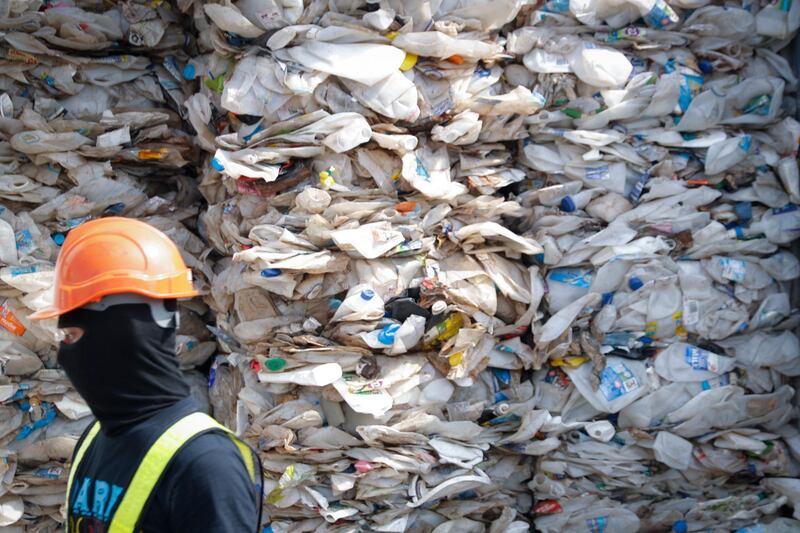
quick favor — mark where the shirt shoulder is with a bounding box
[144,430,260,533]
[171,430,255,479]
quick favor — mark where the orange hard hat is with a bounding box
[29,217,198,321]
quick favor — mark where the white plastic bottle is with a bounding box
[654,343,736,382]
[0,218,17,265]
[703,256,772,289]
[536,181,583,206]
[258,363,343,386]
[559,189,605,212]
[332,286,385,322]
[565,160,627,194]
[566,42,633,88]
[546,268,593,312]
[705,135,752,175]
[733,204,800,244]
[360,323,400,349]
[387,315,426,355]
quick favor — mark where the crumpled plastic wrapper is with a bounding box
[2,0,800,531]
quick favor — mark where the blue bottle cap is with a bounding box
[698,59,713,74]
[377,324,400,344]
[211,158,224,172]
[361,289,375,300]
[492,368,511,384]
[328,298,342,310]
[52,233,65,246]
[560,196,576,212]
[183,63,196,80]
[628,277,644,291]
[672,520,688,533]
[734,201,752,224]
[260,268,282,278]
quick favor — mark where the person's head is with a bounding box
[29,217,199,433]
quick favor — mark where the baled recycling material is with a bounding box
[0,0,799,531]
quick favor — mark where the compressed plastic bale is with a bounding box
[3,0,800,530]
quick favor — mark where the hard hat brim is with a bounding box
[27,286,200,321]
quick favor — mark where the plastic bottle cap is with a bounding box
[265,358,285,372]
[211,158,224,171]
[354,460,372,473]
[698,59,713,74]
[560,196,576,212]
[260,268,282,278]
[361,289,375,300]
[395,201,417,213]
[400,53,418,71]
[672,520,688,533]
[53,233,65,245]
[628,277,644,291]
[182,63,196,80]
[378,324,400,345]
[431,301,447,314]
[735,201,752,223]
[328,298,342,310]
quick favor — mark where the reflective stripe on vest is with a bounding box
[66,412,256,532]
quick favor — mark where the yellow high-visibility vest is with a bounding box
[65,412,258,533]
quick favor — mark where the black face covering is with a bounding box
[57,301,190,435]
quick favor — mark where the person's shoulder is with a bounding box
[162,430,252,492]
[151,430,260,533]
[177,429,248,463]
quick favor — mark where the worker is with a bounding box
[29,217,262,533]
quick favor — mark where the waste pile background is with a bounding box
[1,0,800,531]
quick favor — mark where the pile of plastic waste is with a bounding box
[0,0,216,529]
[2,0,800,531]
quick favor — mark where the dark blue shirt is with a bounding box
[67,397,261,533]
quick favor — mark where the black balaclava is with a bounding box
[57,299,190,435]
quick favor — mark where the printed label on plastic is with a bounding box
[718,257,747,282]
[543,368,571,390]
[548,268,592,288]
[0,302,25,336]
[684,346,719,372]
[9,265,37,277]
[643,0,679,28]
[584,164,610,181]
[542,0,569,12]
[738,134,752,152]
[15,229,35,254]
[598,362,639,401]
[258,8,284,28]
[673,67,704,112]
[586,515,607,533]
[682,299,700,326]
